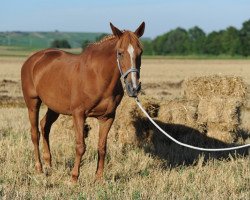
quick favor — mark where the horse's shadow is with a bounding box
[133,118,250,167]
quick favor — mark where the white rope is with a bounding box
[135,98,250,152]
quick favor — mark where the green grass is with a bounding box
[0,46,82,57]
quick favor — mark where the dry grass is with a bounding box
[0,108,249,199]
[0,56,250,199]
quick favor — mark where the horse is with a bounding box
[21,22,145,182]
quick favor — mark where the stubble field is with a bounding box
[0,54,249,199]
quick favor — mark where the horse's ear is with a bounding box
[110,22,123,38]
[134,22,145,38]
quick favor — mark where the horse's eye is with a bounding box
[117,48,124,57]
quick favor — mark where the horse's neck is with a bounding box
[84,42,121,90]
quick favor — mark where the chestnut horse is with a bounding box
[21,22,145,182]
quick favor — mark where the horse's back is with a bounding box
[22,49,63,82]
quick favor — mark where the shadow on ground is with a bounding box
[133,118,250,167]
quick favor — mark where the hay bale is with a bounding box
[52,115,74,134]
[206,122,237,143]
[52,114,91,135]
[197,97,242,142]
[113,97,137,145]
[181,75,247,143]
[183,75,247,101]
[197,97,241,127]
[114,96,159,145]
[158,99,199,129]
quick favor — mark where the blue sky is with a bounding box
[0,0,249,38]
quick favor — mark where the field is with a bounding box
[0,50,249,199]
[0,32,103,48]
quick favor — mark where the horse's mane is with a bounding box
[93,34,117,45]
[91,30,142,49]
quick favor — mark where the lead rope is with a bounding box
[135,97,250,151]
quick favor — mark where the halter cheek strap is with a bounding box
[116,51,140,80]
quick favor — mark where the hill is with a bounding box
[0,31,104,48]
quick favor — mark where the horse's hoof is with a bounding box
[44,166,52,176]
[35,164,43,173]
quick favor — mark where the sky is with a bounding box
[0,0,249,38]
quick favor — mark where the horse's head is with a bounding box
[110,22,145,97]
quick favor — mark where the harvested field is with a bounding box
[0,56,250,199]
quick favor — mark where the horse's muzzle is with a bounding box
[125,81,141,97]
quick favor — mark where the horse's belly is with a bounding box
[36,82,72,115]
[40,96,71,115]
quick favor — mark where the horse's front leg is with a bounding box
[71,111,86,183]
[95,115,115,181]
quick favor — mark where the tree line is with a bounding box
[50,34,108,49]
[142,19,250,56]
[50,39,71,49]
[51,19,250,57]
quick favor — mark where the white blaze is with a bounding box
[127,44,137,88]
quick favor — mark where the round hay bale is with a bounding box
[183,75,247,101]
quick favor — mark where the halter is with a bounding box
[116,51,140,80]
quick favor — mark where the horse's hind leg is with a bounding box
[40,108,59,171]
[27,98,42,173]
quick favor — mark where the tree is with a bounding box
[142,40,154,55]
[221,26,241,56]
[204,31,224,55]
[51,39,71,48]
[188,26,206,54]
[162,28,190,55]
[152,28,191,55]
[240,19,250,56]
[152,34,168,55]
